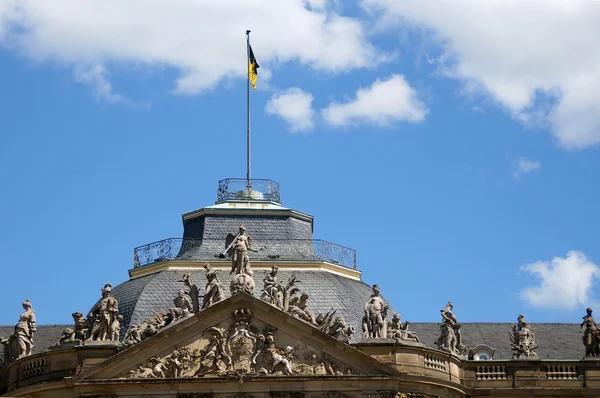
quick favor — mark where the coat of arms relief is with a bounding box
[126,308,354,379]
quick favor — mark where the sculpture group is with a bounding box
[259,265,355,344]
[127,308,352,379]
[1,225,599,367]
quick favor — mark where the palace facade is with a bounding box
[1,178,598,398]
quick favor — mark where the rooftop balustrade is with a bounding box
[133,238,357,269]
[217,178,280,203]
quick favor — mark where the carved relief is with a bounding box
[509,314,538,359]
[126,307,355,379]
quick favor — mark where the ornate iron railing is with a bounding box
[217,178,280,203]
[133,238,357,269]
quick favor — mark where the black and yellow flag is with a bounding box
[248,44,259,90]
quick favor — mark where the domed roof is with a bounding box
[108,179,394,343]
[110,268,394,344]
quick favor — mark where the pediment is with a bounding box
[74,293,397,381]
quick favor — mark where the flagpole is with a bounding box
[246,30,251,190]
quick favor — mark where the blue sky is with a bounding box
[1,1,600,326]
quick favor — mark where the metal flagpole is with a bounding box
[246,30,252,190]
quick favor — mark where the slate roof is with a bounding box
[179,214,318,261]
[0,320,584,360]
[407,322,583,360]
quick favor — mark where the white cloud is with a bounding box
[0,0,383,96]
[321,74,427,127]
[74,65,123,104]
[265,88,315,133]
[520,251,600,310]
[363,0,600,149]
[513,158,541,180]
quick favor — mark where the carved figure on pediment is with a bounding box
[388,313,420,343]
[202,263,224,309]
[254,332,294,375]
[289,292,317,324]
[363,284,389,339]
[170,289,193,320]
[165,347,192,378]
[581,307,600,356]
[123,318,159,347]
[326,317,355,344]
[261,265,283,308]
[509,314,538,359]
[195,327,232,376]
[227,309,257,372]
[230,273,256,295]
[88,283,119,342]
[181,273,200,313]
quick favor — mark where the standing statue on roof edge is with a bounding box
[362,284,389,339]
[509,313,538,359]
[1,299,37,362]
[436,301,468,356]
[87,283,119,342]
[582,307,599,356]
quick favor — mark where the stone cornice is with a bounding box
[182,206,314,229]
[128,259,361,280]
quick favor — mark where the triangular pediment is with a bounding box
[74,293,397,381]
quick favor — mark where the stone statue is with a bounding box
[202,263,224,309]
[388,313,420,343]
[362,284,389,339]
[435,301,467,355]
[255,333,294,376]
[126,307,354,379]
[326,317,355,344]
[54,311,90,346]
[289,292,317,324]
[169,289,193,321]
[11,299,37,359]
[88,283,119,342]
[195,327,232,376]
[582,307,599,356]
[261,265,283,308]
[226,226,258,295]
[0,337,9,364]
[181,273,200,313]
[227,225,257,276]
[509,314,538,359]
[72,311,90,341]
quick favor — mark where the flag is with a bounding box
[248,43,259,90]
